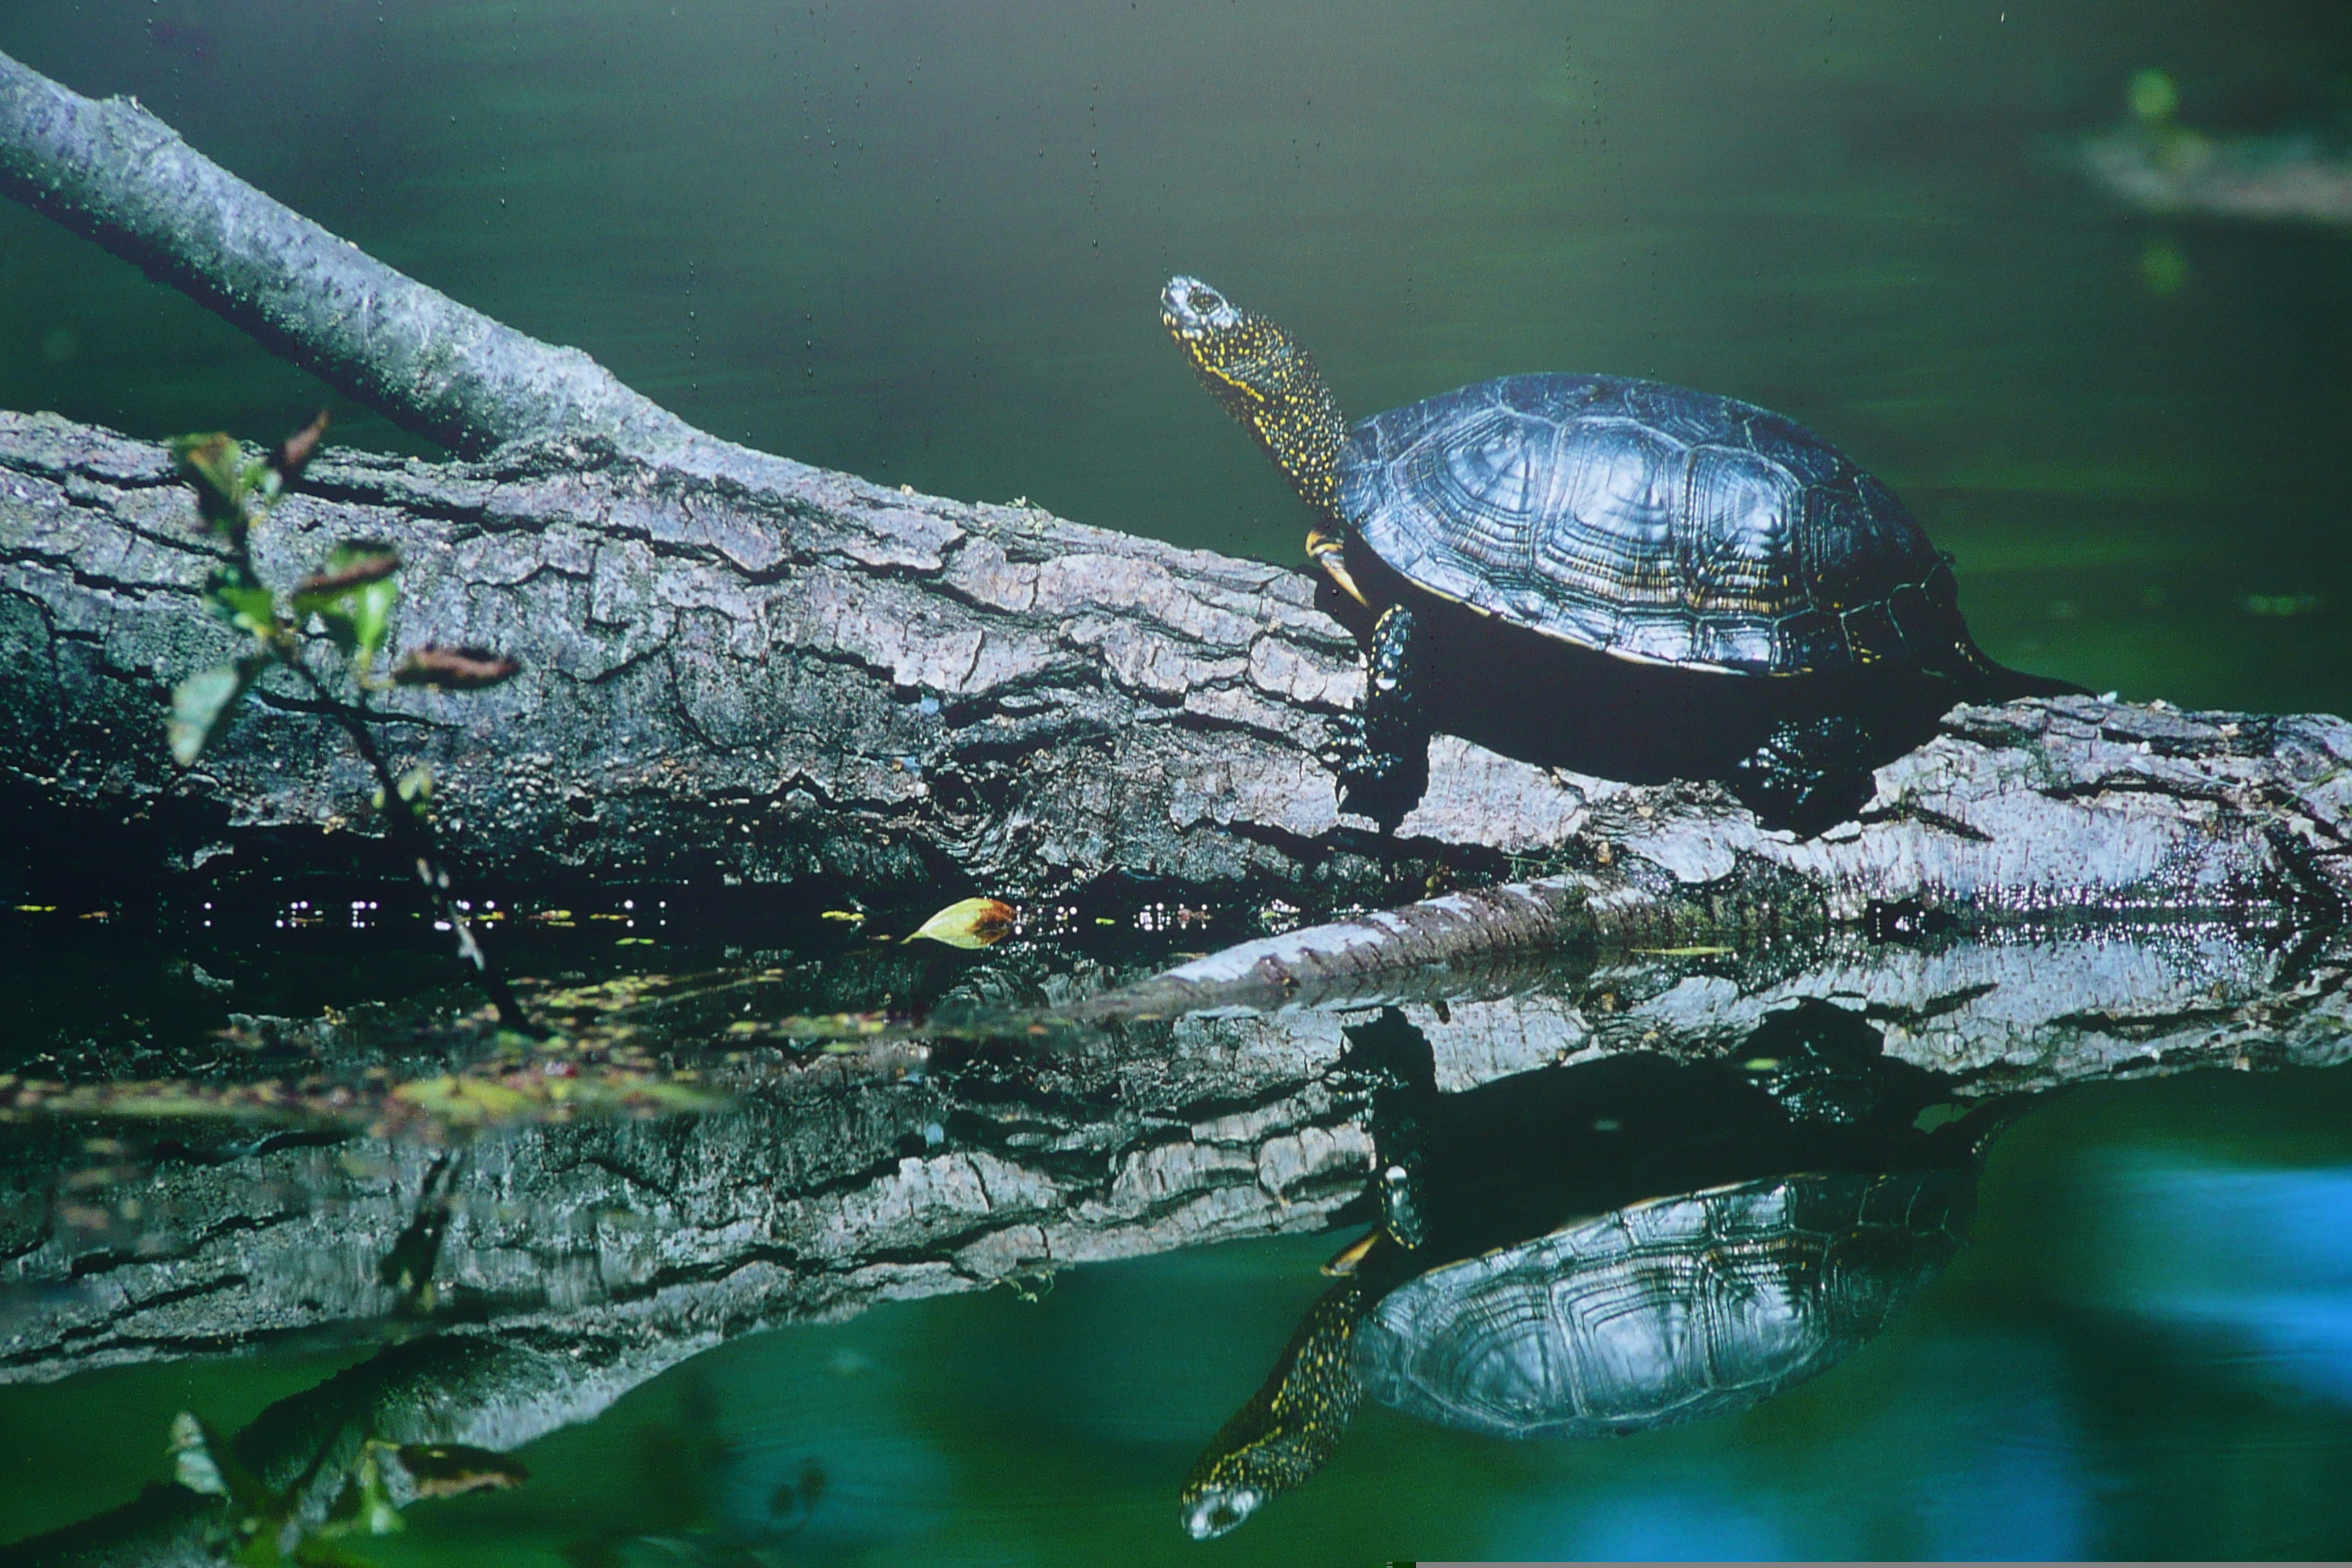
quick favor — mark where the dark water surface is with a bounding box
[5,1,2352,1561]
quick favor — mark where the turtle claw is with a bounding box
[1320,712,1425,827]
[1315,709,1368,776]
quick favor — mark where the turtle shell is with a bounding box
[1341,374,1970,677]
[1352,1168,1971,1441]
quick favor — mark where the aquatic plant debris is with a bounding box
[906,896,1018,949]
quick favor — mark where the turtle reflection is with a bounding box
[1180,1004,2012,1540]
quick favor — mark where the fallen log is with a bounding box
[5,48,2352,930]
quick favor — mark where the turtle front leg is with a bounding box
[1322,603,1431,828]
[1730,715,1876,836]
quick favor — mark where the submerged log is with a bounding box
[6,48,2352,924]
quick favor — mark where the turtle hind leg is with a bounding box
[1730,715,1876,836]
[1321,603,1431,829]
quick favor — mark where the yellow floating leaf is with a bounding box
[1630,945,1735,957]
[821,909,867,924]
[905,897,1016,949]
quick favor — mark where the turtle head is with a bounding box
[1161,276,1346,523]
[1180,1482,1265,1542]
[1160,275,1247,340]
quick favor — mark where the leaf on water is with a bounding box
[905,896,1017,949]
[391,645,522,692]
[774,1010,903,1041]
[392,1443,530,1499]
[1630,945,1737,957]
[391,1074,528,1124]
[386,1067,723,1127]
[167,654,263,766]
[293,541,402,670]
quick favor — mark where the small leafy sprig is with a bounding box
[167,414,541,1036]
[171,1406,527,1566]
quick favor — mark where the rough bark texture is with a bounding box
[10,410,2352,920]
[0,410,1394,903]
[9,922,2349,1387]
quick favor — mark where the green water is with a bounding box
[4,1,2351,710]
[6,1,2352,1561]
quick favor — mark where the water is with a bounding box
[4,1,2352,1561]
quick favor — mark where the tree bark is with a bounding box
[0,49,709,462]
[9,411,2352,917]
[10,919,2348,1386]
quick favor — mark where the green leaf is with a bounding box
[169,432,251,539]
[240,453,278,507]
[293,543,402,671]
[204,564,279,638]
[347,577,398,670]
[167,655,263,766]
[373,764,433,825]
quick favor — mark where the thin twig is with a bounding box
[282,654,543,1036]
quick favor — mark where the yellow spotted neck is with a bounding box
[1175,312,1348,524]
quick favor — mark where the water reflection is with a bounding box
[1180,1006,2006,1538]
[7,921,2352,1560]
[581,1343,960,1568]
[1492,1333,2095,1561]
[2086,1164,2352,1407]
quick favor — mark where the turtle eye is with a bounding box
[1188,287,1223,316]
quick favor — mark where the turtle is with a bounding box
[1356,1167,1972,1441]
[1159,276,2084,832]
[1177,1009,2011,1541]
[1180,1165,1975,1541]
